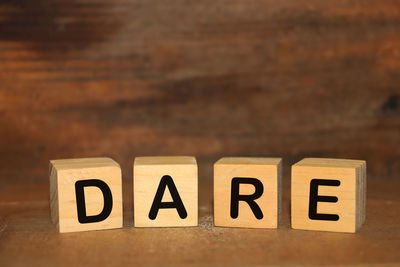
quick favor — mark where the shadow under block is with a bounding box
[214,157,282,228]
[133,156,198,227]
[291,158,366,233]
[49,157,123,233]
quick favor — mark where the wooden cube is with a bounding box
[291,158,366,233]
[49,157,123,233]
[133,156,198,227]
[214,157,282,228]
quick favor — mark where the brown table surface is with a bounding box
[1,174,399,266]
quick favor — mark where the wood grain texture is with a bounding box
[0,0,399,264]
[0,0,399,190]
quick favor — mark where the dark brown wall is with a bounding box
[1,0,399,186]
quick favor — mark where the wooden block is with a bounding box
[133,156,198,227]
[49,157,123,233]
[214,157,282,228]
[291,158,367,233]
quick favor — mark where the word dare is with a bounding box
[49,156,366,233]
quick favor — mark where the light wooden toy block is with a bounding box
[133,156,198,227]
[49,157,123,233]
[214,157,282,228]
[291,158,366,233]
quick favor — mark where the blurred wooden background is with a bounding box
[0,1,399,265]
[1,0,399,187]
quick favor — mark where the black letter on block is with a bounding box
[148,175,187,220]
[308,179,340,221]
[230,177,264,219]
[75,179,113,224]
